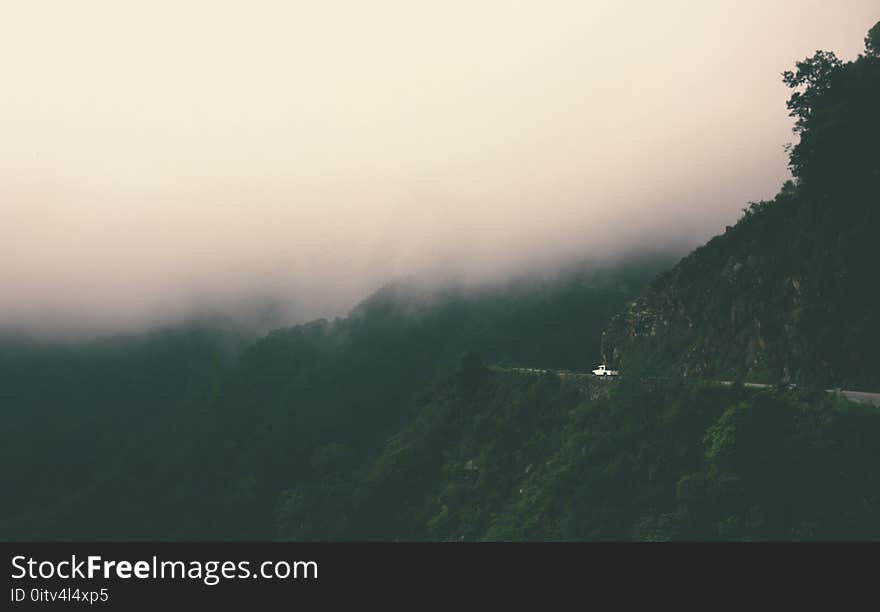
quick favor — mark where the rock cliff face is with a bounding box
[601,179,879,389]
[602,37,880,390]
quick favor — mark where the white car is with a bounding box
[591,364,619,377]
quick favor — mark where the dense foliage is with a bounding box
[603,27,880,389]
[0,259,665,539]
[279,367,880,541]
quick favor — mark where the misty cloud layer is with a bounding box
[1,1,877,335]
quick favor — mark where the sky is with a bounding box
[1,1,877,335]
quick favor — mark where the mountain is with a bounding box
[603,36,880,390]
[2,23,878,542]
[0,256,669,540]
[274,25,880,541]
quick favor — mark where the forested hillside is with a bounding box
[0,257,667,539]
[281,367,880,541]
[603,28,880,389]
[268,23,880,541]
[2,23,878,542]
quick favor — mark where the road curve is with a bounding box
[717,381,880,406]
[508,370,880,407]
[836,389,880,406]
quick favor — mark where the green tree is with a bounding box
[865,21,880,57]
[782,50,842,132]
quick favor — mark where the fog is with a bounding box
[1,1,877,336]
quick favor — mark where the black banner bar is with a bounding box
[0,542,871,608]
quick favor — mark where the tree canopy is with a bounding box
[865,21,880,57]
[782,23,880,185]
